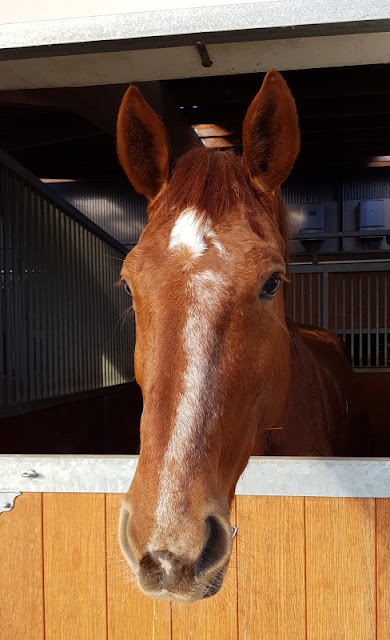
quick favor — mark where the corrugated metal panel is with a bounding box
[282,175,337,204]
[0,154,135,413]
[49,180,147,248]
[283,167,390,204]
[343,168,390,200]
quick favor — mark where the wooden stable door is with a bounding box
[1,493,389,639]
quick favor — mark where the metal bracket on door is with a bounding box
[0,492,21,514]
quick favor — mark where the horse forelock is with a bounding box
[153,148,257,223]
[149,147,288,263]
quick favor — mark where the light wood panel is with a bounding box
[236,496,306,640]
[0,493,44,640]
[377,498,390,640]
[42,493,107,640]
[106,494,171,640]
[171,499,238,640]
[305,497,376,640]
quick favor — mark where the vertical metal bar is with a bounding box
[62,214,71,395]
[94,232,100,388]
[81,227,88,391]
[0,167,5,405]
[317,273,321,327]
[350,275,355,365]
[46,198,55,398]
[53,207,62,396]
[359,273,363,367]
[66,217,73,394]
[309,273,313,325]
[334,274,338,332]
[33,189,42,399]
[27,184,36,401]
[41,195,49,399]
[75,223,82,391]
[71,220,79,393]
[19,180,29,402]
[322,272,329,329]
[375,274,379,367]
[11,174,22,405]
[292,274,296,322]
[3,168,13,405]
[367,275,371,366]
[384,275,388,368]
[301,273,304,324]
[342,275,346,343]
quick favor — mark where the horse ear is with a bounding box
[242,70,300,194]
[117,85,170,201]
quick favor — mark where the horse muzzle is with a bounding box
[119,505,236,602]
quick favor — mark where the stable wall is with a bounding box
[1,456,389,640]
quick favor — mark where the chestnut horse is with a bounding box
[117,71,358,603]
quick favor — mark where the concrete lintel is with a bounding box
[1,1,390,60]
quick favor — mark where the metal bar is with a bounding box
[322,272,329,329]
[309,273,312,325]
[62,214,71,395]
[291,259,390,274]
[0,168,5,405]
[359,274,363,367]
[27,184,36,402]
[54,206,63,396]
[3,168,13,405]
[342,275,346,343]
[375,274,379,367]
[12,175,22,405]
[318,273,321,327]
[294,230,390,240]
[1,455,390,499]
[385,275,388,368]
[350,275,355,365]
[40,195,49,399]
[334,274,337,331]
[292,274,296,321]
[367,275,371,366]
[301,273,304,323]
[46,198,55,397]
[19,180,29,402]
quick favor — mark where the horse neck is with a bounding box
[259,322,336,456]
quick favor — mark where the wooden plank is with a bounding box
[171,499,238,640]
[305,497,376,640]
[43,493,107,640]
[106,494,171,640]
[0,493,44,640]
[236,496,305,640]
[377,498,390,640]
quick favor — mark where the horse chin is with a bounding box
[137,567,227,604]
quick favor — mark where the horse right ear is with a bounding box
[117,86,170,201]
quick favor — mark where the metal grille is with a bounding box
[290,260,390,369]
[0,152,134,411]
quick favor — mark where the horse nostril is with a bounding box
[195,516,227,576]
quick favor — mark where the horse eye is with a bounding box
[259,274,281,300]
[123,281,132,296]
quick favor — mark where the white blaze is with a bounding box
[150,213,227,550]
[169,208,225,258]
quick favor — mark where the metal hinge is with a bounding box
[0,492,21,514]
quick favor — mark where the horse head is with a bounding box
[118,70,299,602]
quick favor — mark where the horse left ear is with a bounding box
[117,85,170,201]
[242,70,300,194]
